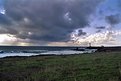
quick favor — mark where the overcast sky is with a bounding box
[0,0,121,46]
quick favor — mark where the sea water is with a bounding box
[0,46,95,58]
[0,50,84,58]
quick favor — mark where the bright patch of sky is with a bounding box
[83,0,121,34]
[0,0,5,14]
[72,0,121,46]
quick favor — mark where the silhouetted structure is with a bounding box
[89,43,91,47]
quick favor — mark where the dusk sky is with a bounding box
[0,0,121,46]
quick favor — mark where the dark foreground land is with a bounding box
[1,52,121,81]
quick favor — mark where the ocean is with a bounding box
[0,46,94,58]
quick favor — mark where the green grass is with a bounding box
[1,52,121,81]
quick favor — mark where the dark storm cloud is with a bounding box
[105,14,120,25]
[0,27,18,34]
[0,0,104,43]
[0,14,11,25]
[95,26,106,33]
[95,26,105,33]
[96,26,105,29]
[78,30,86,36]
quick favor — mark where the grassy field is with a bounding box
[1,52,121,81]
